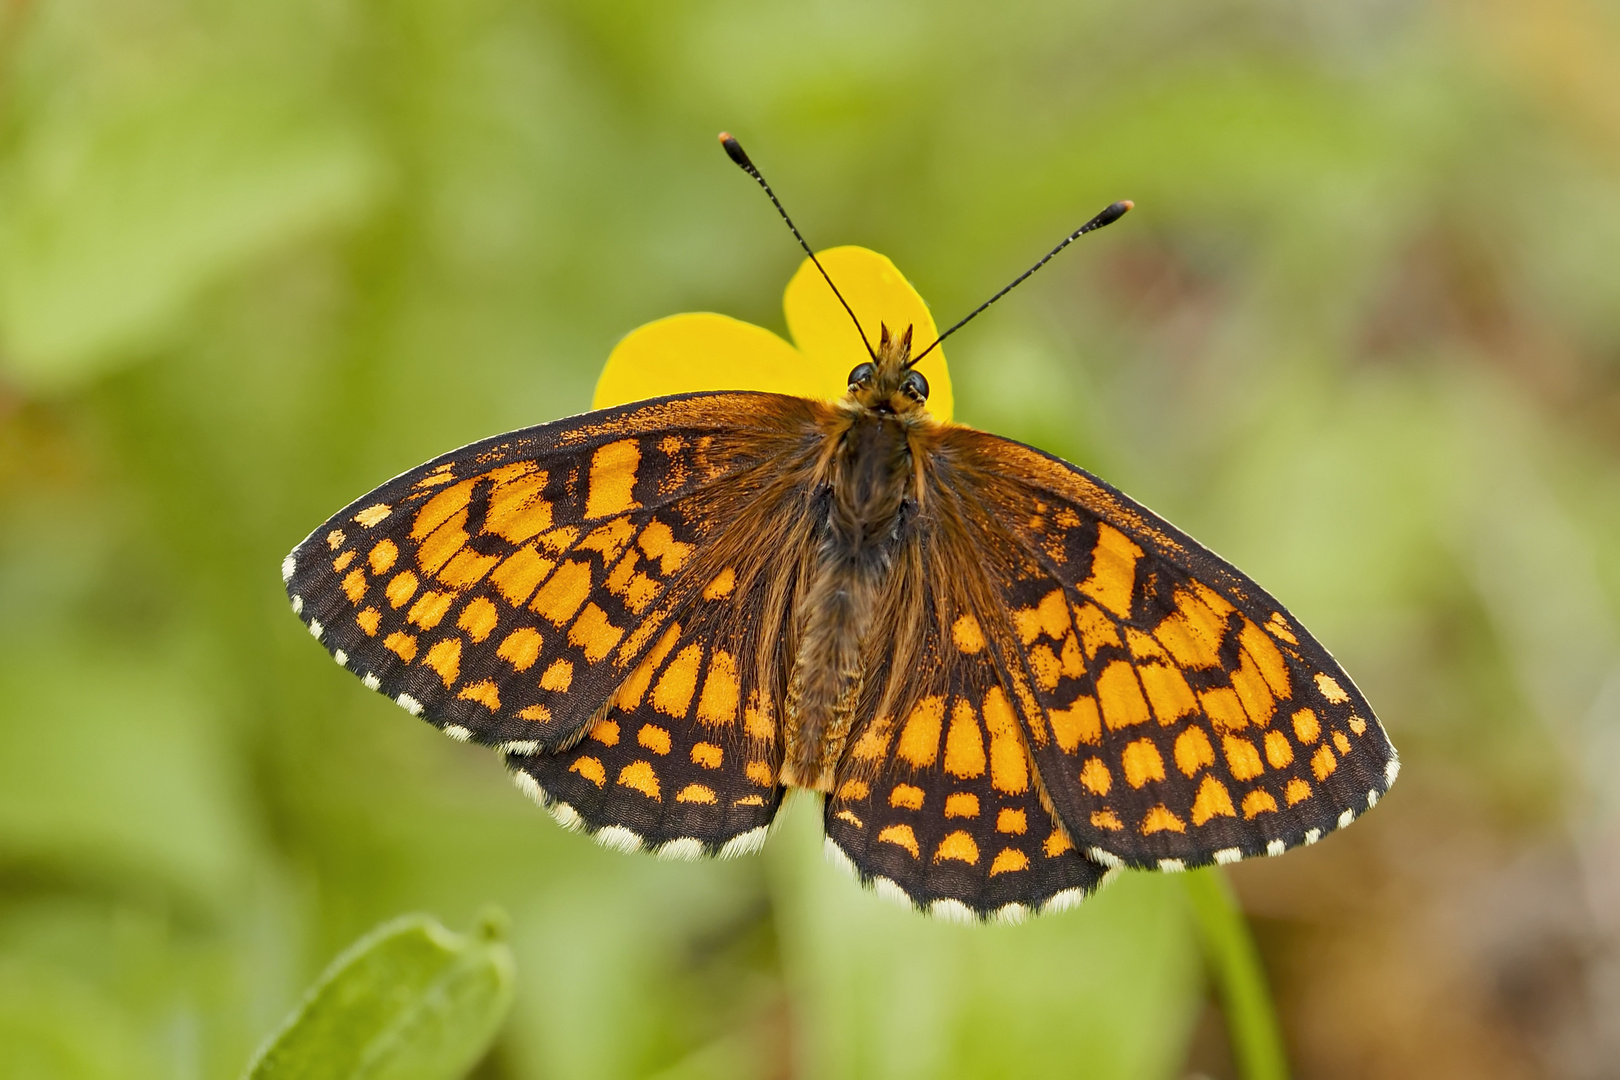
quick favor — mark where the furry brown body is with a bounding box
[780,327,932,789]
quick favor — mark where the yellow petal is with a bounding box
[784,246,953,422]
[593,313,805,409]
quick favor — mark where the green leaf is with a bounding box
[244,911,516,1080]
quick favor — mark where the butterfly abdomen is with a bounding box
[782,410,917,790]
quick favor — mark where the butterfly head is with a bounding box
[846,323,929,416]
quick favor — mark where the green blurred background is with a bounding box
[3,0,1619,1076]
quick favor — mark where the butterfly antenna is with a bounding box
[910,200,1133,367]
[719,132,877,362]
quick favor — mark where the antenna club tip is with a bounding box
[718,132,751,168]
[1120,199,1134,211]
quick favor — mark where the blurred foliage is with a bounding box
[244,912,515,1080]
[1,0,1619,1078]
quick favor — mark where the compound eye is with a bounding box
[846,362,876,389]
[901,369,929,402]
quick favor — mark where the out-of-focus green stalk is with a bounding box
[1183,869,1289,1080]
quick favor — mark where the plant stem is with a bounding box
[1183,869,1289,1080]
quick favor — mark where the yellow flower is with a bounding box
[593,246,955,423]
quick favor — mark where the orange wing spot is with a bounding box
[407,590,453,631]
[945,792,980,818]
[837,778,868,800]
[1315,673,1351,704]
[416,510,470,576]
[996,808,1028,835]
[1072,602,1122,660]
[1097,661,1151,730]
[1168,588,1229,668]
[1078,754,1113,795]
[736,794,767,808]
[586,440,642,519]
[934,830,979,865]
[1240,618,1292,698]
[1048,826,1080,853]
[1014,589,1071,645]
[422,637,462,686]
[745,760,774,787]
[385,570,419,609]
[490,546,555,607]
[343,568,367,603]
[519,704,552,723]
[742,693,776,740]
[896,696,945,767]
[333,550,356,573]
[692,742,722,769]
[589,719,619,746]
[615,623,681,709]
[384,631,417,662]
[1349,716,1368,736]
[1122,738,1166,788]
[1125,628,1168,661]
[540,658,573,692]
[495,627,542,672]
[1285,777,1311,805]
[1332,730,1352,755]
[353,504,391,528]
[457,680,500,711]
[889,784,925,809]
[989,848,1030,876]
[617,760,660,799]
[1141,806,1187,835]
[1264,730,1294,769]
[1139,662,1198,724]
[702,567,736,600]
[1078,524,1143,619]
[652,643,703,719]
[636,519,693,575]
[1191,775,1237,826]
[1241,789,1277,819]
[638,724,672,755]
[579,517,636,563]
[850,715,892,761]
[952,613,986,653]
[327,529,346,550]
[356,607,382,636]
[1174,727,1216,777]
[1200,687,1249,733]
[1049,696,1101,751]
[1059,633,1085,678]
[368,539,398,575]
[567,603,624,663]
[696,650,739,726]
[1292,708,1320,743]
[1311,743,1337,781]
[877,824,920,858]
[530,560,592,626]
[570,757,606,788]
[676,783,717,804]
[835,808,863,827]
[1222,736,1264,782]
[1090,810,1125,831]
[983,687,1028,794]
[1266,611,1299,644]
[437,549,499,590]
[456,597,499,643]
[944,699,987,780]
[1028,644,1061,691]
[1193,582,1235,616]
[483,470,553,544]
[535,526,579,554]
[1231,651,1277,728]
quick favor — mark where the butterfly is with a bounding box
[284,134,1398,923]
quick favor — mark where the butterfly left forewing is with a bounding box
[284,392,825,752]
[925,428,1399,872]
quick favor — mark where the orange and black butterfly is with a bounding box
[284,135,1397,922]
